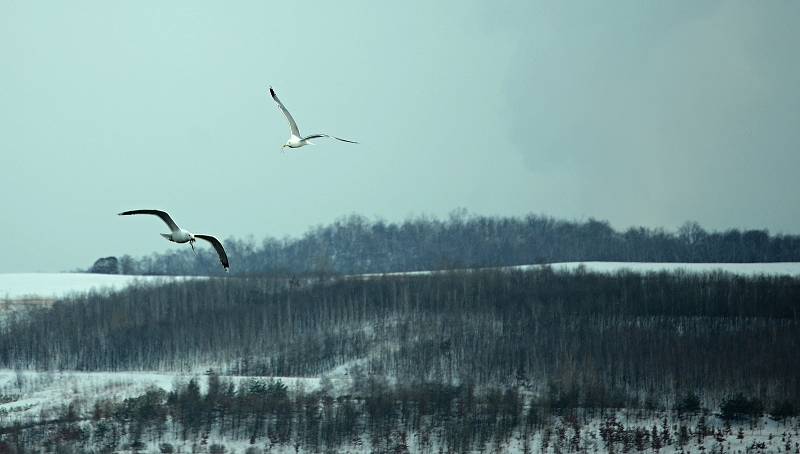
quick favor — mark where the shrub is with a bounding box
[720,394,764,420]
[769,401,798,420]
[209,444,227,454]
[675,392,701,414]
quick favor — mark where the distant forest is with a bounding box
[4,269,800,407]
[95,212,800,276]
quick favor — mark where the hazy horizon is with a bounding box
[2,1,798,273]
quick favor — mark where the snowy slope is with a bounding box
[0,273,204,300]
[0,369,327,425]
[524,261,800,276]
[361,261,800,278]
[0,369,793,453]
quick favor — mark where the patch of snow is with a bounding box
[358,262,800,278]
[0,273,205,300]
[530,261,800,276]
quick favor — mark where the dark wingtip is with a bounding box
[269,87,276,97]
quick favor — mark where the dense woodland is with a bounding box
[97,213,800,276]
[2,268,800,451]
[10,213,800,451]
[3,269,799,408]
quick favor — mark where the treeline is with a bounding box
[102,212,800,275]
[1,377,526,453]
[2,269,800,405]
[1,374,797,453]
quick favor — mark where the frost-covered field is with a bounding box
[0,273,204,300]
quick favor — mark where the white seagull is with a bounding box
[269,86,358,149]
[119,209,230,271]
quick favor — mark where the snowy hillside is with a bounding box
[0,369,328,426]
[0,273,204,300]
[364,261,800,277]
[527,261,800,276]
[5,262,798,300]
[1,369,796,453]
[2,265,799,452]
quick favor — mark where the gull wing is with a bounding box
[118,209,181,233]
[302,133,358,144]
[269,87,300,137]
[194,234,230,271]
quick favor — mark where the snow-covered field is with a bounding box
[524,261,800,276]
[0,273,204,301]
[361,261,800,278]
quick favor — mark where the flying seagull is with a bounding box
[269,86,358,149]
[118,209,230,271]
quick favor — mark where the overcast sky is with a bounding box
[1,1,798,272]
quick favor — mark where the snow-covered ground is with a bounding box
[360,261,800,278]
[0,273,204,300]
[525,261,800,276]
[2,369,796,453]
[0,369,329,426]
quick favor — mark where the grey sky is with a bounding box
[1,1,798,272]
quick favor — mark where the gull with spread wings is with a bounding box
[119,209,229,271]
[269,86,358,149]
